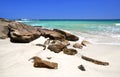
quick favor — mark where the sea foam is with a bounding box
[115,23,120,26]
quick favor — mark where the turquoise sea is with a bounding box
[16,19,120,45]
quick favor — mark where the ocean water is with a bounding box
[16,19,120,45]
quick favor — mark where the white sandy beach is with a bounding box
[0,37,120,77]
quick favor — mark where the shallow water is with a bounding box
[16,19,120,45]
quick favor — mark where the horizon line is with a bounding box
[12,18,120,20]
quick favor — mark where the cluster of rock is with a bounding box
[0,18,79,43]
[0,18,82,69]
[35,37,89,55]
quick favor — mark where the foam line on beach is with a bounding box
[115,23,120,26]
[95,43,120,46]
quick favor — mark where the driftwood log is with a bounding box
[81,55,109,66]
[36,44,46,50]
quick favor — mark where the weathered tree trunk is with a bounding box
[81,55,109,66]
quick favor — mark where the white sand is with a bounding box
[0,37,120,77]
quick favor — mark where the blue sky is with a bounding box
[0,0,120,19]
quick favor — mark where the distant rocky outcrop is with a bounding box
[0,18,13,22]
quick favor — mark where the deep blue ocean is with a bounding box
[16,19,120,45]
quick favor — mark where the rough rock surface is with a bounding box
[53,29,79,41]
[8,22,41,43]
[73,43,83,49]
[81,40,90,46]
[61,40,70,46]
[0,18,12,39]
[37,28,65,40]
[29,56,58,69]
[0,18,41,43]
[63,48,77,55]
[0,26,9,39]
[78,65,86,71]
[48,43,66,53]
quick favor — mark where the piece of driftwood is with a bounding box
[36,44,46,50]
[81,55,109,66]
